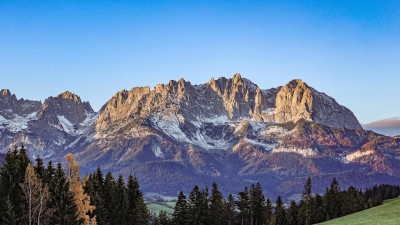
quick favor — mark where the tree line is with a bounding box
[0,145,148,225]
[159,177,400,225]
[1,145,399,225]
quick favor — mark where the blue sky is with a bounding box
[0,1,399,123]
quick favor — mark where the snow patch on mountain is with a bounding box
[152,145,164,159]
[150,113,191,143]
[0,112,38,132]
[244,138,276,150]
[57,115,75,134]
[272,147,318,157]
[346,150,375,162]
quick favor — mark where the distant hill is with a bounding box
[318,198,400,225]
[363,118,400,136]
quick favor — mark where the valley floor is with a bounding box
[318,198,400,225]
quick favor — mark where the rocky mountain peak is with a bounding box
[273,79,362,129]
[1,89,12,96]
[0,89,41,117]
[39,91,94,125]
[58,91,82,103]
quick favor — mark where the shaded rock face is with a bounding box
[39,91,94,125]
[2,75,400,199]
[0,89,41,118]
[0,90,96,158]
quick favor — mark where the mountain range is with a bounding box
[1,74,400,199]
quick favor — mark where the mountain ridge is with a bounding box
[1,74,399,198]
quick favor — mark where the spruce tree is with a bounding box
[155,211,170,225]
[299,177,313,225]
[264,198,273,225]
[341,186,364,215]
[210,182,224,225]
[199,188,210,224]
[173,191,188,225]
[45,161,55,185]
[115,175,128,225]
[250,182,265,225]
[49,163,79,225]
[313,194,326,223]
[1,197,18,225]
[34,157,46,180]
[187,185,203,225]
[0,145,31,224]
[103,172,117,224]
[286,200,298,225]
[235,186,250,225]
[0,149,19,224]
[324,178,341,220]
[272,196,286,225]
[127,175,149,225]
[87,167,107,225]
[223,194,236,225]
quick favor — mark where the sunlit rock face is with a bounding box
[2,74,400,198]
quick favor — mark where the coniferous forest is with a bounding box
[1,145,399,225]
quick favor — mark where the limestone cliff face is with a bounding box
[97,75,361,134]
[273,80,362,129]
[2,75,400,197]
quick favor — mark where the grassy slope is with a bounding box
[318,198,400,225]
[147,202,176,215]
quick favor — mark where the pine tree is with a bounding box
[250,182,265,225]
[223,194,236,225]
[272,196,286,225]
[299,177,313,225]
[49,163,79,225]
[173,191,188,225]
[65,153,96,225]
[210,182,224,225]
[324,178,341,220]
[235,186,250,225]
[20,164,52,225]
[286,200,298,225]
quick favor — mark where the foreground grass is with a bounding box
[318,198,400,225]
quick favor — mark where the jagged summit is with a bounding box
[1,89,11,96]
[97,75,361,131]
[58,91,82,102]
[273,79,362,129]
[1,74,400,198]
